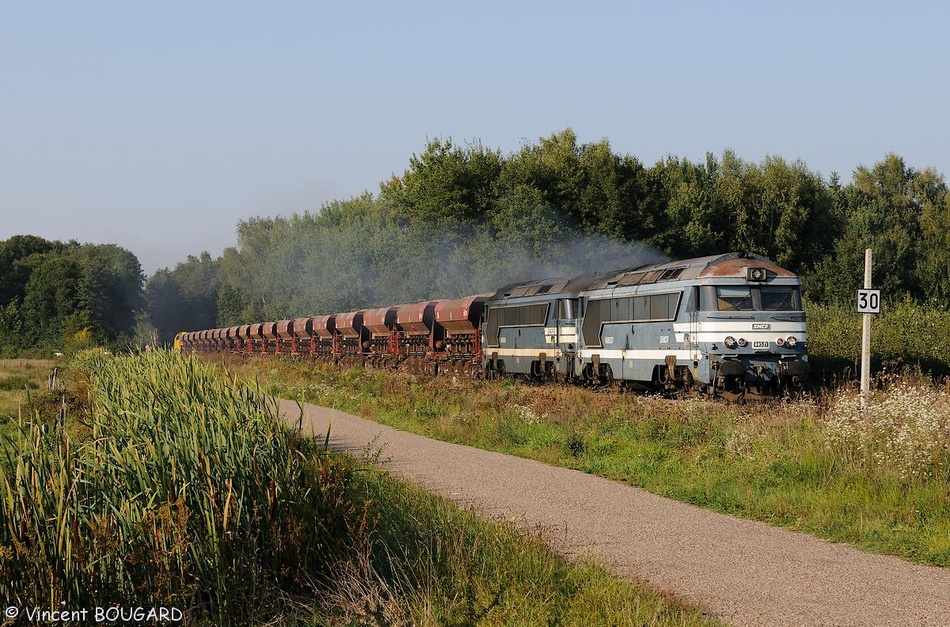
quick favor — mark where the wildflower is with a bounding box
[825,382,950,479]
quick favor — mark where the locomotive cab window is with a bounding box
[701,286,802,311]
[714,287,753,311]
[760,286,802,311]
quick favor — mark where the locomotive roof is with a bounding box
[488,274,600,300]
[584,251,795,291]
[489,252,793,300]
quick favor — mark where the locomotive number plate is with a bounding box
[753,341,769,348]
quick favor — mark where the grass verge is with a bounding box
[309,469,717,626]
[228,356,950,567]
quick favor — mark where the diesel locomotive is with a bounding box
[177,252,809,397]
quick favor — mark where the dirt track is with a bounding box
[278,399,950,626]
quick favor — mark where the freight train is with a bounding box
[176,252,809,397]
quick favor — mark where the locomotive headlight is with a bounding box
[786,336,798,347]
[747,267,767,281]
[724,336,737,349]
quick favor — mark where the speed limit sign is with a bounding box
[857,289,881,314]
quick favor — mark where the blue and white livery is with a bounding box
[481,252,808,396]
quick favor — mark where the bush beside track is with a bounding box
[805,299,950,381]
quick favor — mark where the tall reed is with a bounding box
[0,350,357,623]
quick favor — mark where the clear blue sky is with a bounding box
[2,1,948,275]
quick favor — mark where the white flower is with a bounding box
[824,383,950,479]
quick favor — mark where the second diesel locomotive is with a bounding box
[178,252,809,397]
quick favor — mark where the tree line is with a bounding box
[147,129,950,343]
[4,129,948,351]
[0,236,145,357]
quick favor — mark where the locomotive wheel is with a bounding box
[582,363,595,385]
[530,361,543,381]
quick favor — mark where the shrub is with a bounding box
[806,300,950,381]
[0,376,39,391]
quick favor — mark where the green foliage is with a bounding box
[0,236,64,306]
[805,155,949,304]
[61,328,97,356]
[648,154,725,257]
[917,192,950,304]
[324,470,716,626]
[380,138,503,231]
[0,237,144,355]
[0,376,39,391]
[20,251,83,345]
[805,300,950,380]
[0,352,714,625]
[0,360,57,427]
[142,132,950,339]
[146,253,219,343]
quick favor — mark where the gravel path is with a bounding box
[278,399,950,626]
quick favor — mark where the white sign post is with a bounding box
[858,249,876,409]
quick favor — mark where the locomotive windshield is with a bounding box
[759,286,801,311]
[702,286,801,311]
[716,287,753,311]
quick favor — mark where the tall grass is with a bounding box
[823,368,950,476]
[313,470,717,626]
[0,359,55,422]
[0,350,357,623]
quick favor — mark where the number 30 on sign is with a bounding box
[857,289,881,314]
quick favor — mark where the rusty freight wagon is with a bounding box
[434,295,488,374]
[362,306,400,368]
[396,301,443,373]
[310,314,337,361]
[335,311,367,365]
